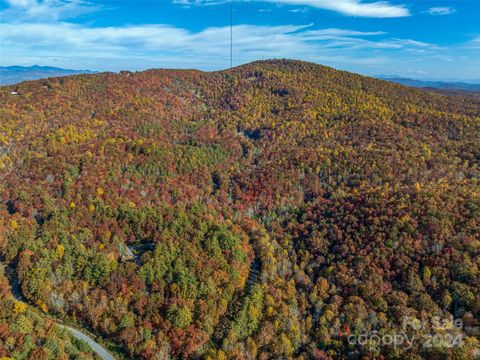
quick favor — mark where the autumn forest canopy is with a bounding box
[0,59,479,359]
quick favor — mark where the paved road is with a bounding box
[2,262,116,360]
[59,325,116,360]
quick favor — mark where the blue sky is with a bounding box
[0,0,479,80]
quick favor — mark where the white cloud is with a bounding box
[466,36,480,49]
[175,0,410,18]
[2,0,98,21]
[289,7,308,13]
[1,20,440,72]
[426,7,456,16]
[275,0,409,17]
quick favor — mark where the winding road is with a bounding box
[2,262,116,360]
[3,233,264,358]
[59,325,115,360]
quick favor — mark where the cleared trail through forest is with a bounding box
[212,242,262,346]
[2,261,116,360]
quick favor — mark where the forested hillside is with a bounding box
[0,267,101,359]
[1,60,479,359]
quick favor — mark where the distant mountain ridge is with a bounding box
[4,65,479,92]
[378,76,480,91]
[0,65,96,85]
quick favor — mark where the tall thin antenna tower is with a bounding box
[230,2,233,68]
